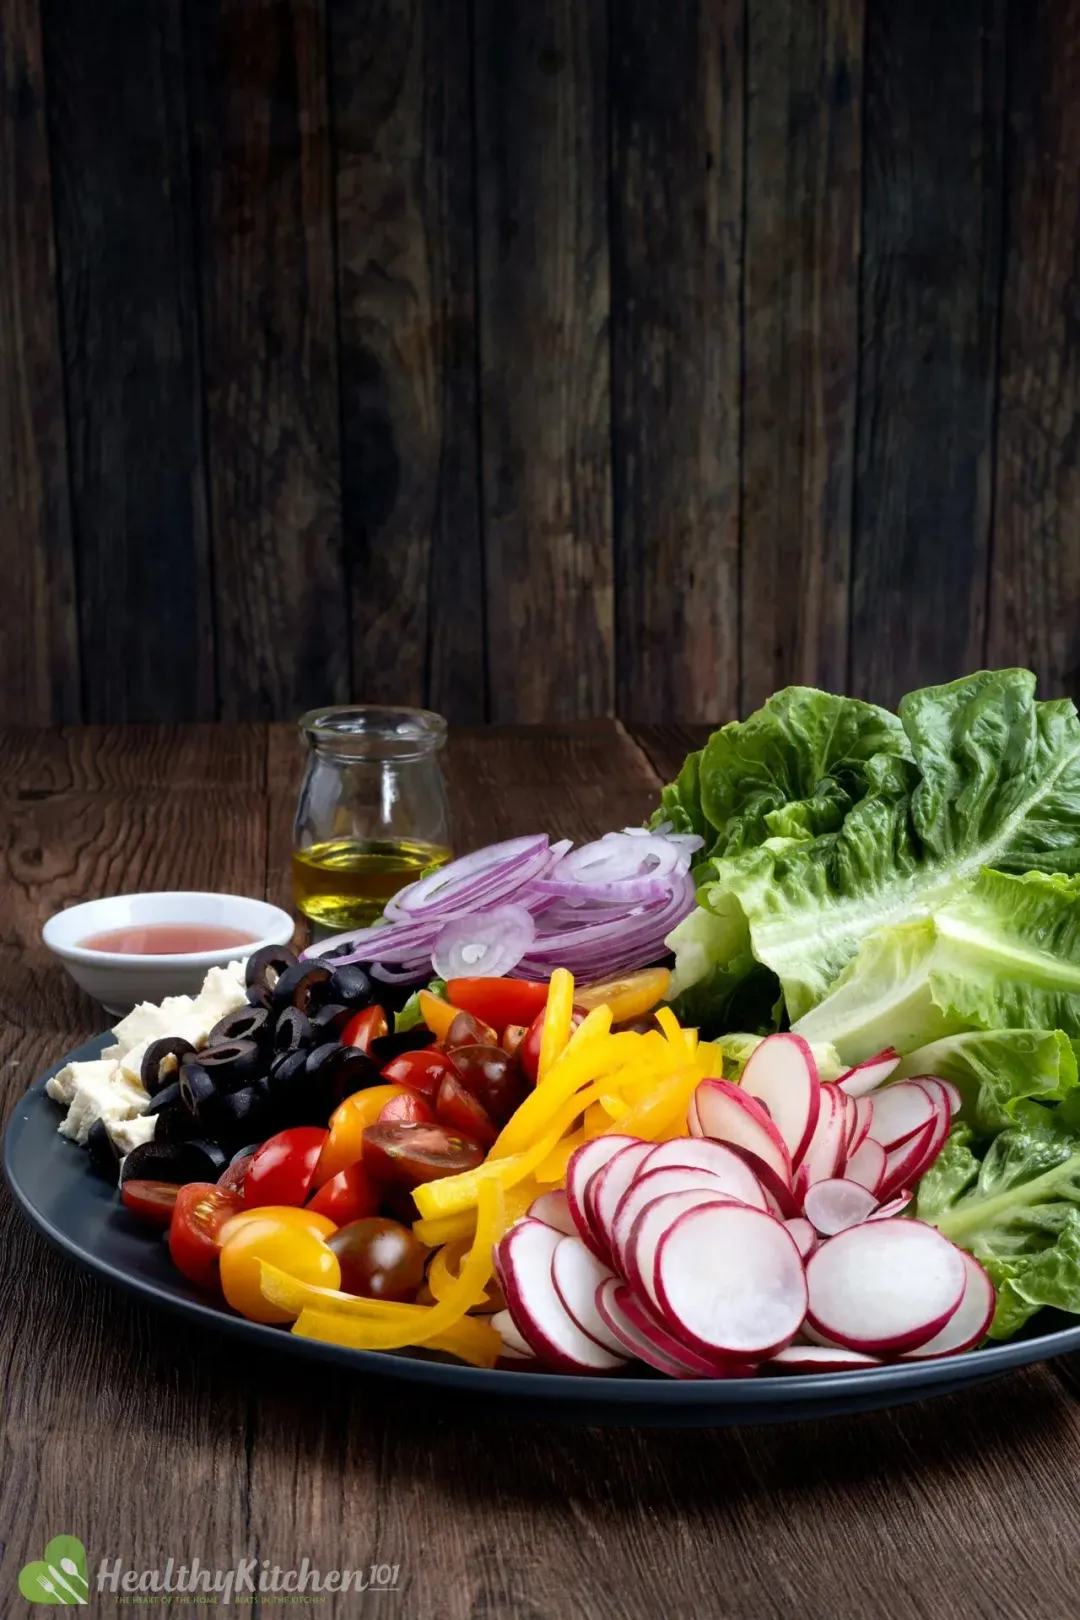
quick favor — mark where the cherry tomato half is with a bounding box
[380,1047,463,1103]
[501,1024,528,1058]
[446,977,550,1031]
[219,1217,340,1323]
[342,1005,389,1054]
[361,1121,485,1191]
[327,1217,427,1301]
[575,966,671,1024]
[314,1086,410,1187]
[434,1072,498,1147]
[517,1009,585,1084]
[445,1010,499,1050]
[168,1183,244,1288]
[377,1089,436,1125]
[307,1161,378,1224]
[243,1127,328,1209]
[218,1153,255,1200]
[219,1205,337,1243]
[121,1179,181,1228]
[450,1044,528,1124]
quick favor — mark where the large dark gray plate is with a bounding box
[6,1036,1080,1426]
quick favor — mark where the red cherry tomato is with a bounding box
[434,1071,498,1147]
[361,1121,485,1191]
[217,1154,255,1199]
[377,1089,436,1125]
[380,1047,463,1103]
[307,1161,378,1224]
[121,1179,180,1228]
[446,977,550,1031]
[168,1182,244,1289]
[243,1127,328,1209]
[342,1005,389,1053]
[445,1010,499,1049]
[517,1008,585,1083]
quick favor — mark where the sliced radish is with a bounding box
[691,1079,792,1187]
[798,1083,847,1185]
[784,1216,819,1260]
[615,1287,754,1378]
[805,1219,966,1354]
[901,1252,994,1358]
[588,1141,654,1257]
[737,1033,821,1165]
[865,1082,937,1149]
[594,1277,690,1378]
[909,1076,958,1121]
[844,1137,887,1194]
[639,1137,768,1208]
[492,1308,536,1359]
[528,1189,578,1236]
[842,1091,860,1153]
[836,1048,900,1098]
[624,1188,731,1307]
[803,1177,879,1236]
[877,1106,949,1202]
[868,1191,912,1219]
[851,1095,875,1154]
[498,1220,625,1372]
[936,1077,962,1114]
[745,1155,801,1219]
[550,1235,625,1355]
[800,1319,845,1349]
[653,1201,808,1359]
[612,1166,750,1280]
[766,1345,884,1373]
[687,1093,703,1136]
[566,1135,638,1260]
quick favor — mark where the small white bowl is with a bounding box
[43,892,296,1015]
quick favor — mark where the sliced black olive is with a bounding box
[311,1002,353,1039]
[145,1080,183,1115]
[199,1085,267,1151]
[317,941,361,962]
[118,1138,227,1187]
[300,1042,349,1123]
[192,1038,261,1089]
[271,960,334,1016]
[263,1048,315,1127]
[230,1141,263,1164]
[145,1084,196,1144]
[274,1006,315,1055]
[331,1047,382,1101]
[140,1036,196,1096]
[246,983,274,1011]
[246,943,299,994]
[179,1062,217,1118]
[86,1118,122,1181]
[368,1027,437,1064]
[207,1006,271,1049]
[327,963,373,1010]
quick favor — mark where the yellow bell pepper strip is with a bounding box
[538,967,575,1080]
[413,1081,610,1219]
[291,1307,501,1368]
[654,1005,690,1055]
[614,1068,703,1142]
[566,1003,612,1051]
[584,1102,612,1137]
[411,1208,476,1248]
[533,1129,586,1184]
[418,989,460,1042]
[697,1040,723,1077]
[427,1237,471,1300]
[488,1030,640,1160]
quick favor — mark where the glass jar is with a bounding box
[292,706,452,930]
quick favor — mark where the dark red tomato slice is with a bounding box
[377,1089,436,1125]
[380,1047,462,1103]
[342,1005,389,1054]
[501,1023,528,1058]
[307,1161,378,1224]
[517,1008,585,1084]
[361,1121,485,1191]
[446,977,550,1031]
[217,1153,255,1199]
[168,1182,243,1289]
[445,1010,499,1050]
[242,1127,328,1209]
[121,1179,181,1228]
[434,1072,498,1147]
[448,1044,528,1125]
[326,1217,427,1301]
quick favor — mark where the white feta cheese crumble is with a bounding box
[57,1067,149,1145]
[107,1113,158,1155]
[46,1057,117,1108]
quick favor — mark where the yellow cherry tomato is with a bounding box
[313,1086,410,1185]
[220,1220,341,1323]
[219,1206,337,1244]
[418,990,460,1042]
[575,966,671,1023]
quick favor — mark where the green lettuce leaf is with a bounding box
[395,978,447,1033]
[895,1028,1079,1134]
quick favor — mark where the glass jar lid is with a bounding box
[297,705,448,762]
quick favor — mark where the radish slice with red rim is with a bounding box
[844,1136,887,1194]
[909,1076,958,1120]
[737,1033,821,1165]
[850,1095,875,1155]
[784,1217,819,1260]
[864,1081,938,1149]
[588,1141,654,1257]
[528,1188,579,1237]
[638,1137,768,1207]
[615,1287,751,1378]
[766,1345,884,1373]
[836,1049,900,1098]
[868,1191,912,1219]
[550,1236,624,1355]
[491,1308,536,1359]
[797,1083,847,1185]
[652,1200,808,1359]
[566,1134,639,1259]
[901,1252,994,1358]
[691,1080,792,1187]
[805,1219,966,1354]
[594,1278,689,1378]
[498,1219,625,1372]
[802,1177,879,1236]
[624,1188,731,1307]
[612,1166,751,1280]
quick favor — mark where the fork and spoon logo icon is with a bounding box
[18,1536,89,1605]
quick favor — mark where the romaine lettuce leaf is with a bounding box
[895,1028,1079,1134]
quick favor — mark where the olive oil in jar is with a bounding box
[292,837,452,930]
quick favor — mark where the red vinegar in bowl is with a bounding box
[79,923,257,956]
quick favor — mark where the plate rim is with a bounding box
[7,1035,1080,1410]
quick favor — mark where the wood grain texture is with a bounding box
[187,0,347,719]
[740,0,861,712]
[623,719,714,788]
[987,1,1080,702]
[610,0,743,725]
[850,0,1006,708]
[331,0,485,721]
[474,0,614,722]
[0,0,78,724]
[41,0,213,723]
[7,725,1080,1620]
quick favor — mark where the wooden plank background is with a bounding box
[1,0,1077,727]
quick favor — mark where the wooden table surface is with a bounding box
[2,720,1078,1620]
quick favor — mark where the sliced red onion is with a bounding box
[431,905,537,981]
[385,835,550,919]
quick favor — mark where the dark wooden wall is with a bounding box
[2,0,1078,727]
